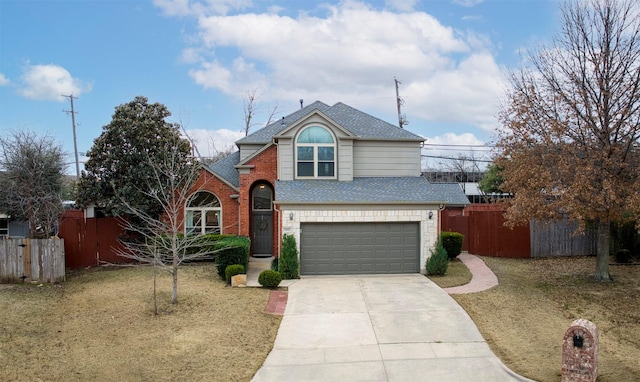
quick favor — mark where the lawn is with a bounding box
[426,257,472,288]
[0,264,281,382]
[444,256,639,382]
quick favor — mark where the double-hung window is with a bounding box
[296,126,336,178]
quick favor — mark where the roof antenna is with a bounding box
[300,99,304,109]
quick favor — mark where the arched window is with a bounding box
[296,126,336,178]
[185,191,221,234]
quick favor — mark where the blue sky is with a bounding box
[0,0,561,175]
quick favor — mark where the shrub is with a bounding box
[215,236,250,279]
[271,257,278,271]
[426,240,449,276]
[615,249,632,264]
[279,234,300,279]
[225,264,245,284]
[258,269,282,288]
[185,233,234,260]
[440,231,464,259]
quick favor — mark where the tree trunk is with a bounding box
[595,220,612,282]
[171,265,178,304]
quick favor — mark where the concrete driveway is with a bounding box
[252,275,532,382]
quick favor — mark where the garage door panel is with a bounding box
[300,222,419,275]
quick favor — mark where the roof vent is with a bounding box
[280,116,285,125]
[300,99,303,109]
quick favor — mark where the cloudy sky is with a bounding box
[0,0,561,174]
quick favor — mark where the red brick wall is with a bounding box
[238,145,279,256]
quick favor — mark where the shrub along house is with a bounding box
[189,101,468,275]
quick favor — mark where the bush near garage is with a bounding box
[426,240,449,276]
[258,269,282,289]
[440,231,464,259]
[279,234,300,279]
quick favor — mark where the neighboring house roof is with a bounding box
[236,101,424,145]
[207,151,241,189]
[275,177,469,205]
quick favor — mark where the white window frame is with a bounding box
[185,191,222,235]
[295,125,337,179]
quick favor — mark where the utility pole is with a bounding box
[62,94,80,180]
[394,77,408,128]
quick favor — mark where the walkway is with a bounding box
[443,253,499,294]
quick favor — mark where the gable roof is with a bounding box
[275,177,469,206]
[236,101,424,145]
[207,151,241,189]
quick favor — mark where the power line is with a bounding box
[423,143,496,148]
[421,154,494,163]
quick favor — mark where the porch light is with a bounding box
[428,211,433,220]
[289,212,294,221]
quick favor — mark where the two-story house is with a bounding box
[187,101,468,275]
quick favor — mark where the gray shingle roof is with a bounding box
[236,101,330,145]
[207,151,241,188]
[322,103,423,141]
[275,177,469,205]
[236,101,424,144]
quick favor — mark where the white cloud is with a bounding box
[167,1,505,133]
[183,128,243,158]
[0,73,10,86]
[17,64,92,101]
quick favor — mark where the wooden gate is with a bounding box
[59,210,131,269]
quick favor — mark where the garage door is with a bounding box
[300,222,419,275]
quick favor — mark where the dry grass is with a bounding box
[0,263,281,382]
[427,258,473,288]
[451,256,640,382]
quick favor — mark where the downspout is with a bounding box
[273,202,282,274]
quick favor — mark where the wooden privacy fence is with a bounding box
[58,210,132,269]
[441,204,597,258]
[0,238,66,283]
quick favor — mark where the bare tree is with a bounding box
[243,89,278,136]
[496,0,640,281]
[113,143,225,313]
[0,131,66,238]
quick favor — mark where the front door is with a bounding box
[251,183,273,256]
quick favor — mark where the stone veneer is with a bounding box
[281,208,438,273]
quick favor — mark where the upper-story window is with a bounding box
[185,191,221,235]
[296,126,336,178]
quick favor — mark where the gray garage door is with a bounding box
[300,222,419,275]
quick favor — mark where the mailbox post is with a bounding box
[561,319,598,382]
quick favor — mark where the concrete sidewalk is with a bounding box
[252,275,533,382]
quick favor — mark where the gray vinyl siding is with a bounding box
[337,139,353,181]
[278,138,294,180]
[239,144,264,161]
[353,141,421,177]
